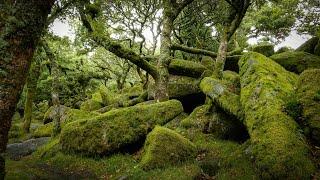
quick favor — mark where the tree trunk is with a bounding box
[213,31,228,79]
[0,1,54,178]
[23,58,41,133]
[43,42,61,137]
[154,4,173,101]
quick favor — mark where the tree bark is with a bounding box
[0,1,54,178]
[23,57,41,133]
[213,31,229,78]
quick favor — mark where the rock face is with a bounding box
[139,126,196,170]
[239,52,315,178]
[296,69,320,144]
[296,36,319,54]
[60,100,184,156]
[6,137,50,160]
[270,51,320,74]
[169,59,207,78]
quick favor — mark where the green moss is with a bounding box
[276,46,293,54]
[33,122,53,138]
[43,105,70,124]
[33,138,60,158]
[169,59,207,78]
[164,112,188,130]
[139,126,196,170]
[200,77,244,120]
[239,52,315,178]
[33,109,99,137]
[296,36,319,54]
[80,99,103,111]
[296,69,320,144]
[148,75,201,99]
[270,51,320,74]
[201,56,215,70]
[251,44,275,57]
[181,104,248,141]
[60,100,183,155]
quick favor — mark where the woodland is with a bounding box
[0,0,320,179]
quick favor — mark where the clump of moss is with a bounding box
[60,100,183,156]
[251,43,275,57]
[270,51,320,74]
[295,36,319,54]
[276,46,293,54]
[296,69,320,144]
[169,59,207,78]
[239,52,315,178]
[80,99,103,112]
[33,122,53,138]
[139,126,196,170]
[201,56,215,70]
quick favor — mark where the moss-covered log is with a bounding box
[270,51,320,74]
[60,100,183,156]
[296,69,320,145]
[239,52,315,178]
[140,126,196,170]
[168,59,207,78]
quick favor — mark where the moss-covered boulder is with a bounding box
[140,126,196,170]
[296,36,319,54]
[169,59,207,78]
[276,46,293,54]
[60,100,184,155]
[43,105,70,124]
[239,52,315,178]
[270,51,320,74]
[200,76,243,120]
[80,99,103,112]
[148,75,200,99]
[251,44,275,57]
[296,69,320,144]
[180,104,248,141]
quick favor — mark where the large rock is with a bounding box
[296,69,320,144]
[239,52,315,178]
[296,36,319,54]
[270,51,320,74]
[139,126,196,170]
[169,59,207,78]
[148,75,201,99]
[60,100,184,155]
[200,72,244,120]
[6,137,50,160]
